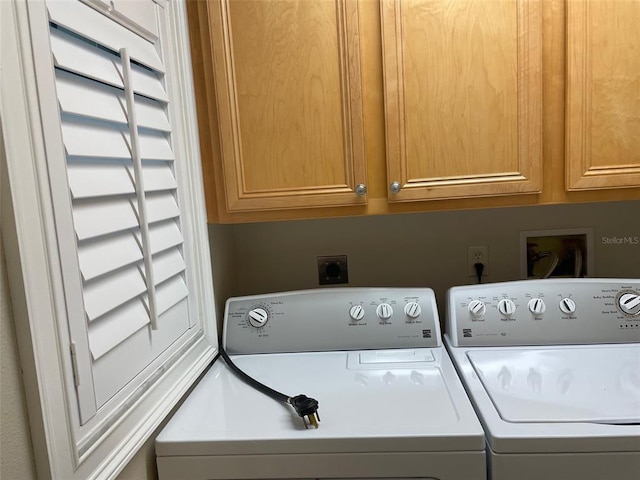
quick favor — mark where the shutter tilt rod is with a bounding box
[120,48,159,330]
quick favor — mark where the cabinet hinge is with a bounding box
[70,342,80,387]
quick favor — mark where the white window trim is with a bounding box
[0,1,217,479]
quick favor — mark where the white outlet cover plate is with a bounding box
[467,246,489,277]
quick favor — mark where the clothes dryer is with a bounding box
[156,288,486,480]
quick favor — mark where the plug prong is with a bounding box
[307,413,319,429]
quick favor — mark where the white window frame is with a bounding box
[0,1,217,479]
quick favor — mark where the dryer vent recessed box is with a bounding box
[520,228,594,279]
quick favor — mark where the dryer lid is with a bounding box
[156,349,486,457]
[467,345,640,424]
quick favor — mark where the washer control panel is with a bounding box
[446,279,640,347]
[223,288,440,354]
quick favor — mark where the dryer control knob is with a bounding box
[559,297,577,315]
[248,308,269,328]
[528,298,546,316]
[468,300,486,318]
[497,299,516,316]
[349,304,365,321]
[404,302,422,319]
[618,292,640,315]
[376,303,393,320]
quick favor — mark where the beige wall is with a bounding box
[221,200,640,310]
[2,199,639,480]
[0,236,37,480]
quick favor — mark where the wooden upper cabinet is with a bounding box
[566,0,640,190]
[380,0,542,202]
[203,0,367,212]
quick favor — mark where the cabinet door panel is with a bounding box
[381,0,542,201]
[566,0,640,190]
[209,0,366,211]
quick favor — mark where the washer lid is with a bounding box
[467,346,640,424]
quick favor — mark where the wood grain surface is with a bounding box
[566,0,640,189]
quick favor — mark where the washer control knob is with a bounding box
[248,308,269,328]
[618,292,640,315]
[528,298,546,316]
[349,304,365,321]
[497,299,516,316]
[404,302,422,319]
[376,303,393,320]
[559,297,577,315]
[468,300,486,318]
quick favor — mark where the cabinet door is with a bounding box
[566,0,640,190]
[206,0,367,212]
[381,0,542,202]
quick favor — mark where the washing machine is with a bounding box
[445,278,640,480]
[156,287,486,480]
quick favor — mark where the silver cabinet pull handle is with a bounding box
[355,184,367,196]
[389,182,401,194]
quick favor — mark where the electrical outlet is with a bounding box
[317,255,349,285]
[467,246,489,277]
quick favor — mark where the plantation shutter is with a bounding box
[46,0,193,423]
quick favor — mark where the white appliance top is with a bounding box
[466,346,640,424]
[445,279,640,454]
[156,288,484,457]
[155,347,485,456]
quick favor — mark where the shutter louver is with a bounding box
[50,28,168,102]
[142,163,178,191]
[146,192,181,222]
[67,162,134,199]
[47,0,165,72]
[56,70,171,132]
[47,0,192,413]
[61,118,131,160]
[153,249,187,285]
[78,233,143,281]
[149,220,184,253]
[155,276,189,316]
[88,301,151,361]
[83,267,147,322]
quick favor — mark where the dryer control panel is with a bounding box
[446,279,640,347]
[223,288,441,354]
